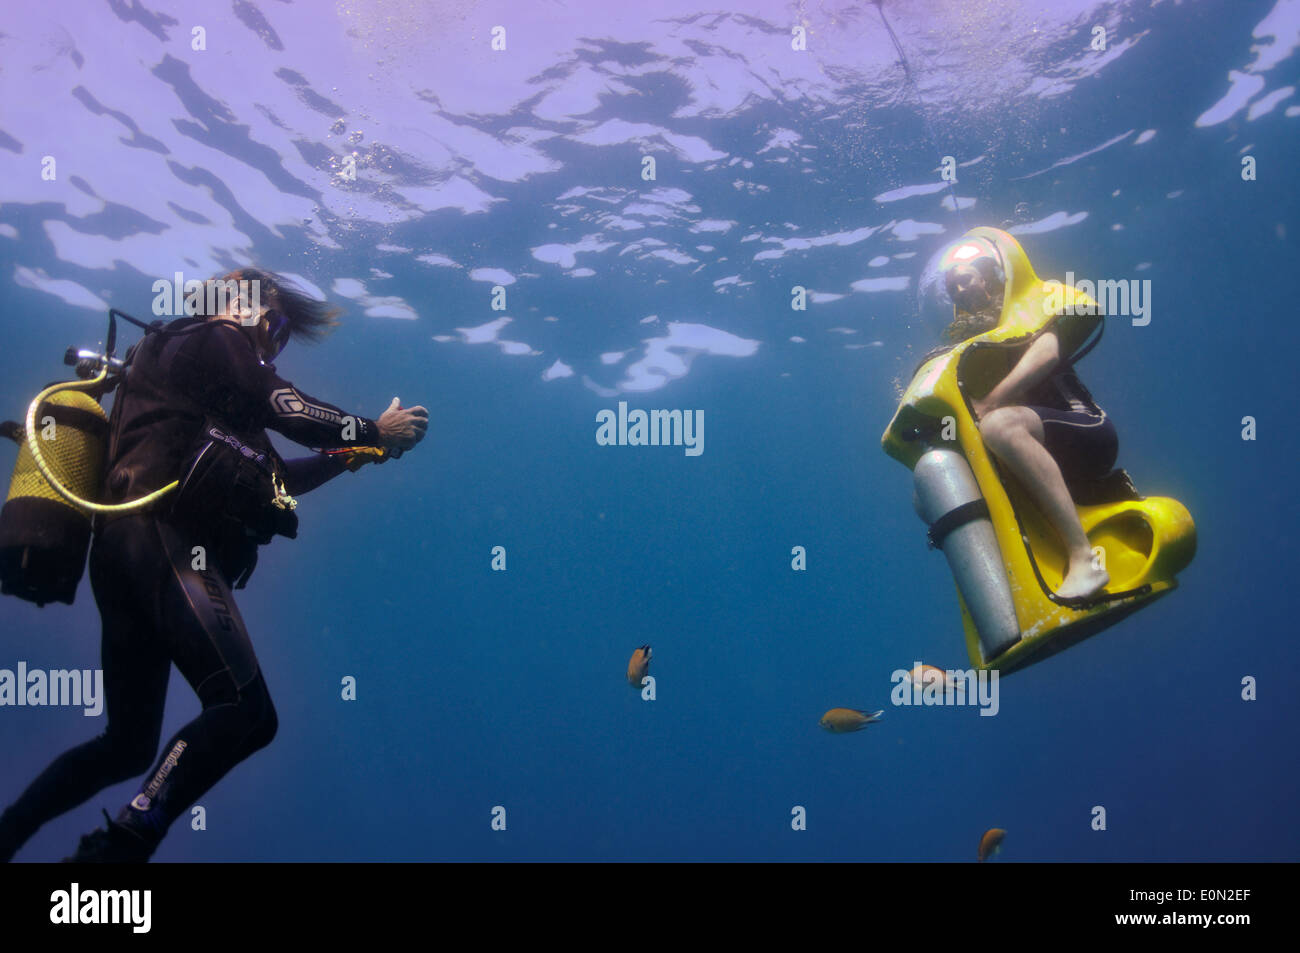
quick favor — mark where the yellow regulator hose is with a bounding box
[24,368,177,514]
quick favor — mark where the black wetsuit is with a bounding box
[929,320,1118,483]
[0,318,380,861]
[1022,362,1117,483]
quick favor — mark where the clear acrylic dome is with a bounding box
[914,235,1007,345]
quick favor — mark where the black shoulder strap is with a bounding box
[1062,315,1104,369]
[103,340,140,469]
[102,317,198,465]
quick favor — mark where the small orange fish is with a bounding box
[978,828,1006,862]
[819,708,884,733]
[627,645,651,687]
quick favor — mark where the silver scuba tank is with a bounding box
[913,448,1020,660]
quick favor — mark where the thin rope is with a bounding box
[873,0,968,231]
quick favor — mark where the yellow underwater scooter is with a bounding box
[882,228,1196,675]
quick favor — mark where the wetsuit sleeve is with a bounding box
[261,376,383,449]
[282,454,348,496]
[170,322,383,450]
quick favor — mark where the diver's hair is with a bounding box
[945,308,999,343]
[202,267,340,343]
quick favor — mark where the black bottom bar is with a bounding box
[0,861,1282,939]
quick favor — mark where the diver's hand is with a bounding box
[970,397,992,421]
[377,397,429,451]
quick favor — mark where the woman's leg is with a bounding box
[979,406,1109,600]
[105,518,277,852]
[0,516,170,862]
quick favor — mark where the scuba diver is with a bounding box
[939,246,1115,601]
[0,268,429,862]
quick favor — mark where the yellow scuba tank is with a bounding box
[1,317,184,607]
[0,389,108,606]
[882,227,1196,675]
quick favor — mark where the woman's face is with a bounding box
[946,262,995,314]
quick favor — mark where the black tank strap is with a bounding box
[927,499,990,550]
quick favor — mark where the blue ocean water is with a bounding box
[0,0,1297,862]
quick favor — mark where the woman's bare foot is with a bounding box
[1057,558,1109,600]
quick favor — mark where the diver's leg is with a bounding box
[0,517,169,862]
[979,406,1109,599]
[107,519,278,853]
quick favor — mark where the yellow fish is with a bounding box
[819,708,884,733]
[627,645,651,687]
[978,828,1006,863]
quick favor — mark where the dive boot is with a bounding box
[63,810,156,863]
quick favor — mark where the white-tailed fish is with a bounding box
[819,708,884,733]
